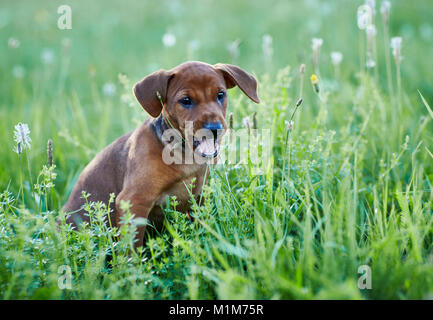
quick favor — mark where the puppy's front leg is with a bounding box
[115,190,156,249]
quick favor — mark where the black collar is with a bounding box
[151,115,169,143]
[151,115,186,150]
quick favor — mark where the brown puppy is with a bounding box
[63,61,260,248]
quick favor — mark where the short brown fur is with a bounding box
[63,61,259,248]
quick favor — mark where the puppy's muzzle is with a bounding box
[194,122,224,158]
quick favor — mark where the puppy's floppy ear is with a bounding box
[133,69,173,118]
[214,63,260,103]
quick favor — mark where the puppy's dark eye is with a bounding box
[179,96,193,108]
[217,91,225,103]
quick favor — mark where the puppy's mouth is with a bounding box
[193,136,220,158]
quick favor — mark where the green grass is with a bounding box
[1,0,433,299]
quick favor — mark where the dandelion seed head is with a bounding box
[262,34,273,62]
[103,83,116,96]
[162,32,176,47]
[41,48,54,65]
[8,37,20,49]
[391,36,403,63]
[381,1,391,23]
[242,116,251,129]
[330,51,343,65]
[366,24,377,38]
[299,64,306,74]
[311,38,323,50]
[262,34,273,46]
[285,120,294,131]
[227,39,241,61]
[365,0,376,15]
[357,5,373,30]
[312,38,323,72]
[391,37,403,49]
[366,58,376,68]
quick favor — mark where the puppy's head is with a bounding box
[133,61,260,158]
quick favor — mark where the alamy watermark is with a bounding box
[58,265,72,290]
[357,265,372,290]
[160,122,271,175]
[57,5,72,30]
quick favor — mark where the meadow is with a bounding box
[1,0,433,299]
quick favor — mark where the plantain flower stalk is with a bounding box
[47,139,53,167]
[14,123,32,154]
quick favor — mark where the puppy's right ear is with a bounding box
[133,70,172,118]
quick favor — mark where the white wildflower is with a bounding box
[391,37,403,49]
[14,123,31,154]
[227,39,241,62]
[103,83,116,96]
[242,116,251,129]
[391,36,403,64]
[262,34,273,62]
[365,0,376,15]
[366,24,377,38]
[366,58,376,68]
[285,120,294,131]
[299,63,306,74]
[41,48,54,65]
[312,38,323,51]
[8,37,20,49]
[357,5,373,30]
[312,38,323,71]
[162,31,176,47]
[330,51,343,65]
[380,1,391,24]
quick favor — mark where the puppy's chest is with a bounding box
[155,170,206,211]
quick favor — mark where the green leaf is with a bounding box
[418,90,433,119]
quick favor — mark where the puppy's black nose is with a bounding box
[203,122,223,139]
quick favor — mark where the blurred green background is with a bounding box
[1,0,433,199]
[1,0,432,94]
[1,0,432,198]
[1,0,433,299]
